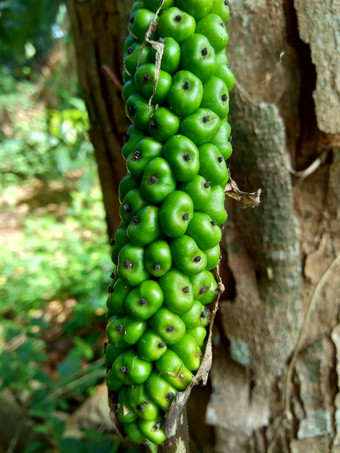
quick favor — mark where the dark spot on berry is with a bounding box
[199,285,207,295]
[123,203,130,212]
[116,324,124,332]
[158,342,166,348]
[167,326,175,332]
[149,120,157,129]
[182,213,189,221]
[143,73,151,82]
[127,47,134,55]
[183,81,190,90]
[193,256,201,262]
[222,93,228,102]
[108,286,113,293]
[182,286,190,293]
[124,133,130,143]
[220,22,225,27]
[136,404,145,412]
[132,216,139,224]
[218,156,224,163]
[201,309,210,319]
[204,181,211,188]
[201,47,208,56]
[166,392,175,400]
[183,153,191,161]
[124,260,133,269]
[227,63,231,69]
[211,220,217,226]
[203,115,210,123]
[110,272,115,279]
[143,401,149,406]
[225,0,229,5]
[139,298,147,305]
[228,135,232,142]
[120,365,127,373]
[150,175,158,184]
[175,14,182,22]
[128,105,136,116]
[134,150,141,160]
[154,264,161,271]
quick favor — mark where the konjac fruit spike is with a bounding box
[106,0,235,445]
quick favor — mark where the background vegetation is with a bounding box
[0,2,133,451]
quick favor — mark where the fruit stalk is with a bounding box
[105,0,234,447]
[158,407,189,453]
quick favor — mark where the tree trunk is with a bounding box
[65,0,131,239]
[66,0,340,451]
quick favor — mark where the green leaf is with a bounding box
[58,438,86,453]
[23,441,46,453]
[57,352,82,378]
[83,429,112,453]
[73,337,94,360]
[68,97,87,111]
[30,388,56,417]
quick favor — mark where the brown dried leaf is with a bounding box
[147,40,164,110]
[136,0,165,110]
[225,176,261,208]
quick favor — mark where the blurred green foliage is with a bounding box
[0,0,64,73]
[0,74,117,448]
[0,187,110,319]
[0,81,93,186]
[0,2,134,451]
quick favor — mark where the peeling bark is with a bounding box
[206,86,302,449]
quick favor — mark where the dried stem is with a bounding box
[159,407,189,453]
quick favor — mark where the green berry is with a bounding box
[157,7,196,43]
[149,306,186,343]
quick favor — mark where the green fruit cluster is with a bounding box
[105,0,234,445]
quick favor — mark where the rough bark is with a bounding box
[66,0,340,451]
[205,1,340,451]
